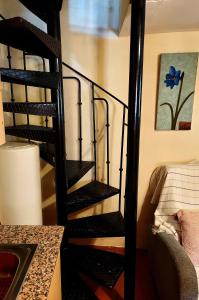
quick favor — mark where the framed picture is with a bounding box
[156,53,198,130]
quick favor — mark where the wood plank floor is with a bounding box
[80,247,157,300]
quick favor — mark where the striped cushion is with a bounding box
[152,162,199,240]
[151,163,199,298]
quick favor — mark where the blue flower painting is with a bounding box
[164,66,181,89]
[156,53,198,130]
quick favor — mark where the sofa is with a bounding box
[149,231,198,300]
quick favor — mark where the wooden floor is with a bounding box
[135,250,157,300]
[82,248,157,300]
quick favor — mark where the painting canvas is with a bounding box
[156,53,198,130]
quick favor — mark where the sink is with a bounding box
[0,244,37,300]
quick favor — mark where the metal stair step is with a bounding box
[39,143,55,165]
[0,68,59,89]
[67,160,95,189]
[5,125,55,143]
[61,268,97,300]
[67,211,125,238]
[39,143,95,188]
[3,102,57,117]
[0,17,60,58]
[19,0,63,22]
[64,244,124,288]
[66,181,120,214]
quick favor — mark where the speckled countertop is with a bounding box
[0,225,64,300]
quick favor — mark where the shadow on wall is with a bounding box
[137,170,159,248]
[40,160,57,225]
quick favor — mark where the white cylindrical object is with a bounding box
[0,142,42,225]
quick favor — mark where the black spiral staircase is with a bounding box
[0,1,127,299]
[0,0,146,298]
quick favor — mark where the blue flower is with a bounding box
[164,66,182,89]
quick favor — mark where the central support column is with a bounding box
[47,12,68,226]
[124,0,146,299]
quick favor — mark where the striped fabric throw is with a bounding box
[150,162,199,241]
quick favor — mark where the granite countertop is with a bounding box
[0,225,64,300]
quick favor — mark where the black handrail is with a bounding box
[91,83,97,180]
[0,14,16,126]
[63,62,128,193]
[22,52,128,208]
[24,52,49,127]
[41,57,48,127]
[63,76,83,162]
[63,61,128,197]
[119,106,126,210]
[23,52,30,125]
[94,97,110,186]
[62,62,128,109]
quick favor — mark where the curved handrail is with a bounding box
[0,11,127,212]
[94,97,110,186]
[62,62,128,109]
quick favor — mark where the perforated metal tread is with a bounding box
[67,211,125,238]
[61,268,97,300]
[0,68,59,89]
[5,125,55,143]
[66,181,119,214]
[19,0,63,22]
[64,244,124,288]
[67,160,95,189]
[0,17,60,58]
[39,143,95,188]
[3,102,57,117]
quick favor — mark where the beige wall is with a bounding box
[61,11,199,248]
[138,32,199,248]
[1,1,199,248]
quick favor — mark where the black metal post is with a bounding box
[24,53,49,127]
[46,12,67,225]
[41,57,48,127]
[63,77,83,162]
[91,83,97,181]
[119,106,126,211]
[94,98,110,186]
[7,46,16,126]
[23,52,30,125]
[124,0,146,299]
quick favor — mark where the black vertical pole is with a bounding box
[91,84,97,181]
[46,12,68,226]
[124,0,146,299]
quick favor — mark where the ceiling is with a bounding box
[120,0,199,36]
[67,0,129,37]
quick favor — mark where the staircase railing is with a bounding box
[62,62,128,211]
[0,14,16,126]
[1,11,128,213]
